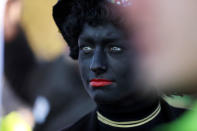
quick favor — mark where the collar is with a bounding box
[97,102,161,128]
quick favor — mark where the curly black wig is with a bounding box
[53,0,128,59]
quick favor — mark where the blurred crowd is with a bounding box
[0,0,197,131]
[1,0,95,130]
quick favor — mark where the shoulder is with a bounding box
[61,110,97,131]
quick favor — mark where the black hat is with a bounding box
[53,0,82,59]
[53,0,75,35]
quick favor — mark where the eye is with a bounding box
[81,46,94,54]
[109,46,123,53]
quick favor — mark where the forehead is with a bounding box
[79,23,124,40]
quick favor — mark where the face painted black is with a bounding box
[78,23,142,105]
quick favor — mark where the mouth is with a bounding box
[90,79,113,87]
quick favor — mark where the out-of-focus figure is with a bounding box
[1,0,95,130]
[1,0,34,130]
[124,0,197,93]
[119,0,197,131]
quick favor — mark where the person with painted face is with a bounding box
[52,0,186,130]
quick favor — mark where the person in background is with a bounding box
[2,0,95,130]
[118,0,197,130]
[120,0,197,94]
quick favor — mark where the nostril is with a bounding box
[90,65,107,75]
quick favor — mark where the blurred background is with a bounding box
[1,0,95,130]
[0,0,196,131]
[21,0,65,60]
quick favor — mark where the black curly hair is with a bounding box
[53,0,128,59]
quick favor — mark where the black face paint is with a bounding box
[78,23,150,105]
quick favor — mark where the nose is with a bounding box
[90,50,107,75]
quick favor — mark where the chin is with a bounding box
[91,90,125,105]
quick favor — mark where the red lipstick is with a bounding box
[90,79,113,87]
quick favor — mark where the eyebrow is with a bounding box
[79,37,94,43]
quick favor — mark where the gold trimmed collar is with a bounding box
[97,102,161,128]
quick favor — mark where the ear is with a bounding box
[52,0,76,33]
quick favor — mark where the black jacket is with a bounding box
[61,99,186,131]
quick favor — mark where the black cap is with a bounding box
[53,0,81,59]
[53,0,76,36]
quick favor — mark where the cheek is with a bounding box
[78,57,91,83]
[109,56,131,81]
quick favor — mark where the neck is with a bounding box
[97,94,160,122]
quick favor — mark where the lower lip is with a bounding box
[90,81,113,87]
